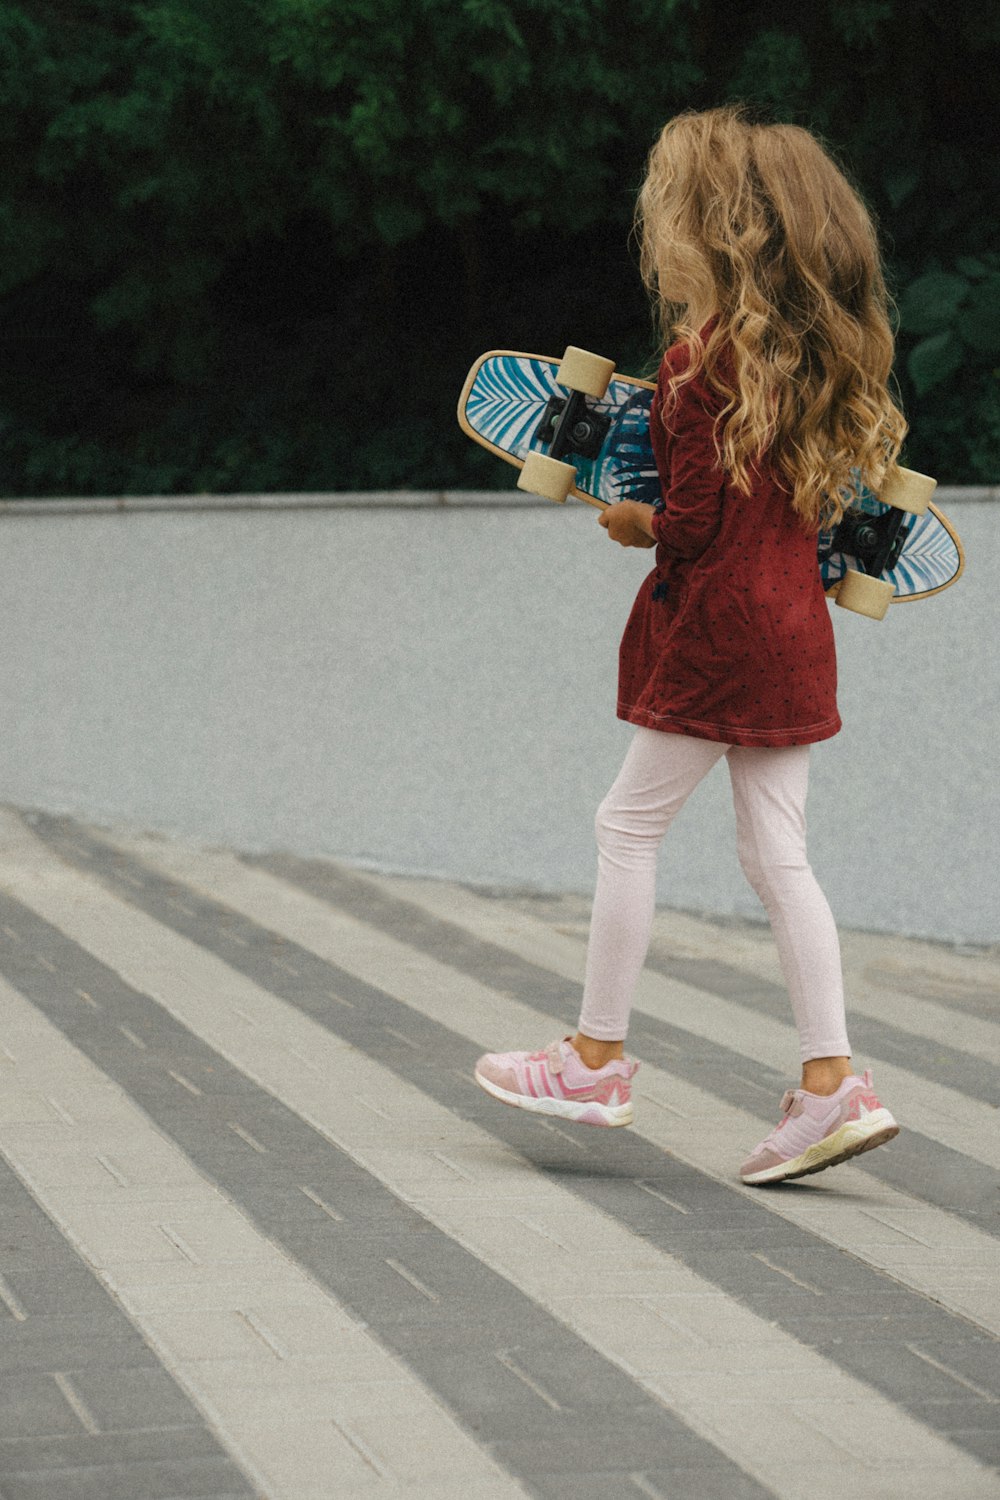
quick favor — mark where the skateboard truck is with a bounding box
[513,346,619,504]
[828,505,912,578]
[536,391,611,462]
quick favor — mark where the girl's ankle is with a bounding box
[800,1056,853,1096]
[571,1032,625,1070]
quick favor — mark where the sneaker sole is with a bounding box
[741,1109,900,1185]
[474,1069,633,1127]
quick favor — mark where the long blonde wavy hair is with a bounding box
[636,105,908,528]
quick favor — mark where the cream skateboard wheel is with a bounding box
[834,568,896,619]
[556,346,616,399]
[880,465,936,516]
[518,450,576,503]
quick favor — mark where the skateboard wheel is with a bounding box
[880,464,935,516]
[518,451,577,503]
[834,568,896,619]
[556,346,616,399]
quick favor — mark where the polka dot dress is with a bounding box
[617,334,841,748]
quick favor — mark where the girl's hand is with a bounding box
[598,500,657,548]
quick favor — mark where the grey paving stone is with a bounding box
[907,1339,1000,1395]
[0,1272,114,1318]
[505,1343,703,1411]
[744,1245,919,1292]
[68,1368,221,1434]
[858,961,1000,1024]
[390,1320,565,1360]
[0,1457,256,1500]
[763,1312,959,1345]
[739,1289,921,1319]
[950,1430,1000,1464]
[645,1246,826,1290]
[639,1225,823,1257]
[836,1342,999,1402]
[857,1132,1000,1223]
[0,1317,159,1374]
[396,1354,568,1440]
[659,1474,778,1500]
[0,1428,223,1474]
[0,1236,108,1275]
[0,1375,87,1442]
[493,1426,740,1475]
[278,1212,443,1253]
[425,1341,660,1419]
[905,1400,1000,1434]
[541,1470,768,1500]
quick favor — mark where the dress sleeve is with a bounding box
[649,367,726,561]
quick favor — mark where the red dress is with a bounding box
[617,333,841,748]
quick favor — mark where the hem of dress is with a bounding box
[617,703,842,748]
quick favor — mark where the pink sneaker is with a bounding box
[740,1068,899,1184]
[474,1037,639,1127]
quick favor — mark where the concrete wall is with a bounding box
[1,488,996,946]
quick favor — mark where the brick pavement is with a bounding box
[0,805,998,1499]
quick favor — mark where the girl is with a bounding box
[474,104,903,1185]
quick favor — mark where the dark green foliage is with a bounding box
[1,0,997,496]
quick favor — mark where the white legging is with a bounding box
[578,727,850,1062]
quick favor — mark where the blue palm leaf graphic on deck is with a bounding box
[464,354,659,508]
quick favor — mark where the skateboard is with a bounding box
[458,347,964,619]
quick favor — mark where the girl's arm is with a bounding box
[649,379,725,560]
[599,365,725,552]
[598,501,657,545]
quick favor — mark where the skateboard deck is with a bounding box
[458,349,964,608]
